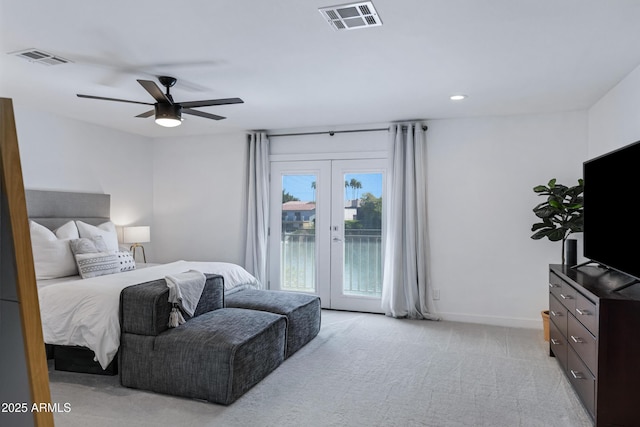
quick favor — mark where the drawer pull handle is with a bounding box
[570,335,584,343]
[575,308,590,316]
[560,293,573,300]
[550,339,561,345]
[550,311,562,317]
[570,370,585,379]
[549,283,557,288]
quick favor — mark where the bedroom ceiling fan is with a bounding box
[76,76,243,127]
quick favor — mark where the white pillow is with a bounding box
[205,262,260,289]
[76,221,119,253]
[116,251,136,272]
[30,220,79,279]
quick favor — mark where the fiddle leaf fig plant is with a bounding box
[531,178,584,264]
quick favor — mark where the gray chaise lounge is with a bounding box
[119,274,321,404]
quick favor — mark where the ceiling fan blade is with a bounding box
[77,94,154,106]
[137,79,172,104]
[135,110,155,118]
[180,98,244,108]
[183,108,225,121]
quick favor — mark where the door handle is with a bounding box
[332,237,342,242]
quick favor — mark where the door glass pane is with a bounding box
[343,173,383,297]
[281,174,317,292]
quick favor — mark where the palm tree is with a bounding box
[354,180,362,200]
[311,181,316,202]
[349,178,362,201]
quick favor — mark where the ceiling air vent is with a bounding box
[9,49,71,66]
[319,2,382,31]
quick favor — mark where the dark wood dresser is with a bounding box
[548,264,640,426]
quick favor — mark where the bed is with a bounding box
[26,190,259,373]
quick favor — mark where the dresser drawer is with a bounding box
[574,292,597,336]
[567,346,595,419]
[549,271,564,299]
[549,272,576,312]
[549,294,567,337]
[568,314,597,376]
[549,319,568,372]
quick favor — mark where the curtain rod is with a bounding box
[268,125,428,138]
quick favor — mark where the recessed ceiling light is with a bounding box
[450,95,467,101]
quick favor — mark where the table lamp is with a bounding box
[123,226,150,263]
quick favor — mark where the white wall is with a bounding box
[15,106,155,257]
[152,132,248,264]
[426,112,588,327]
[588,63,640,156]
[14,104,247,265]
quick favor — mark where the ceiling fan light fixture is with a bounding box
[155,103,182,127]
[76,77,242,126]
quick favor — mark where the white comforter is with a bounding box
[37,261,258,369]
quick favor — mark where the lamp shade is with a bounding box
[155,104,182,127]
[123,226,151,244]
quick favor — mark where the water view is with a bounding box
[281,173,383,297]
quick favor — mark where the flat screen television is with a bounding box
[583,140,640,280]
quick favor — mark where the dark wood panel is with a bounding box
[551,264,640,301]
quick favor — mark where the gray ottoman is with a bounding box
[120,308,286,404]
[225,289,321,358]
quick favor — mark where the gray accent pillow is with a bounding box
[69,235,109,254]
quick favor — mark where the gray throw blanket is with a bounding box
[166,270,206,327]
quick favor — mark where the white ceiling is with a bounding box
[2,0,640,138]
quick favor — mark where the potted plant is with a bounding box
[531,178,584,264]
[531,178,584,342]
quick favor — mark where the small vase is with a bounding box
[566,239,577,267]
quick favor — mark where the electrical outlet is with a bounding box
[433,289,440,300]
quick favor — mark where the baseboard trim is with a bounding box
[436,311,542,329]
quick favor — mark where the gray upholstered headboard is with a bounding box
[25,190,111,230]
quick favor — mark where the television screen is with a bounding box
[583,140,640,279]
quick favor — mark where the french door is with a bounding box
[269,159,386,313]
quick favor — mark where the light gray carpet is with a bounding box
[48,310,592,427]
